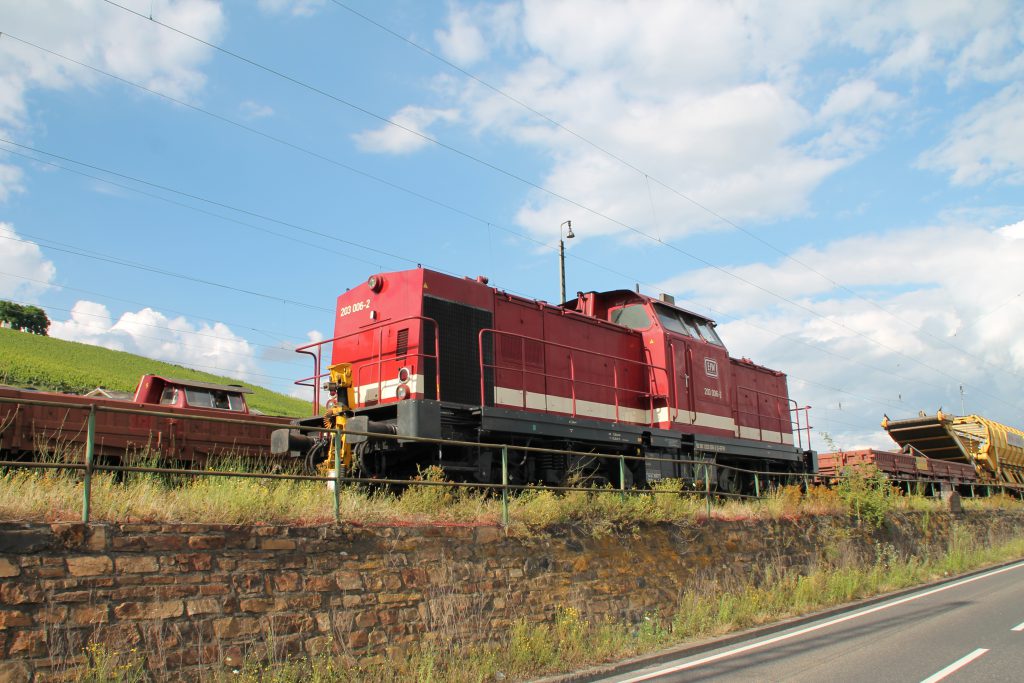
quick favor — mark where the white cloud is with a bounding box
[656,217,1024,449]
[435,8,488,65]
[0,163,26,204]
[818,80,900,121]
[256,0,324,17]
[918,83,1024,185]
[239,100,274,119]
[0,223,56,300]
[50,300,259,378]
[0,1,223,201]
[353,106,461,154]
[393,0,1024,246]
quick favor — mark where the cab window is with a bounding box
[692,318,723,346]
[159,387,178,405]
[184,387,245,411]
[655,305,698,337]
[609,304,652,330]
[184,388,214,409]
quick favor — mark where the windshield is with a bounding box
[655,304,722,345]
[184,387,245,411]
[609,304,652,330]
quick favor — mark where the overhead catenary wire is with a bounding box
[94,1,1024,415]
[0,29,989,404]
[0,231,333,314]
[326,2,1024,385]
[3,295,308,364]
[0,270,309,343]
[0,137,947,406]
[2,24,1006,427]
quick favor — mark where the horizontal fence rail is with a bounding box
[1,395,1022,526]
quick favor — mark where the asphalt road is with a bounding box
[596,560,1024,683]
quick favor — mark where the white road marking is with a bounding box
[1012,620,1024,632]
[919,648,989,683]
[617,560,1024,683]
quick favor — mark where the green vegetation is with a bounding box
[0,327,308,416]
[0,300,50,335]
[2,456,1021,529]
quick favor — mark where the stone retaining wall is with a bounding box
[1,512,1022,681]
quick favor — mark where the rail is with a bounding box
[2,395,1022,529]
[292,315,439,413]
[477,328,671,426]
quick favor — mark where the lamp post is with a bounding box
[559,220,574,304]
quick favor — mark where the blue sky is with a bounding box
[1,0,1023,450]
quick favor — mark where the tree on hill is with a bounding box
[0,301,50,335]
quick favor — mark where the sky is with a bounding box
[1,0,1023,452]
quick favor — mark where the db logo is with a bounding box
[704,358,719,378]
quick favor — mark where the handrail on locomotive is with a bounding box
[293,315,440,414]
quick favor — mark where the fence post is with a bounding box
[754,473,760,499]
[619,454,626,501]
[82,405,95,524]
[501,446,509,528]
[333,429,342,524]
[705,467,711,518]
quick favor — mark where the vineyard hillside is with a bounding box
[0,328,308,417]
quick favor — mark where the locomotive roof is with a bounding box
[153,376,253,394]
[591,289,718,325]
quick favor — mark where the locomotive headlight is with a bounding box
[396,384,411,400]
[367,274,384,293]
[397,367,410,384]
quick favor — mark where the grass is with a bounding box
[2,459,1021,529]
[0,327,308,416]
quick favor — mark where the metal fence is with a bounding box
[1,395,1021,527]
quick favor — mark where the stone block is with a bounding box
[354,611,377,628]
[0,660,31,683]
[475,526,502,544]
[143,535,186,551]
[0,584,45,605]
[239,598,278,613]
[314,611,331,632]
[272,571,301,592]
[231,573,266,595]
[8,629,46,657]
[213,616,261,639]
[65,556,112,577]
[115,556,158,574]
[335,570,363,591]
[260,538,296,551]
[347,630,368,649]
[185,598,221,616]
[187,534,224,549]
[0,558,20,578]
[0,610,33,629]
[86,525,108,552]
[113,600,184,620]
[69,604,107,626]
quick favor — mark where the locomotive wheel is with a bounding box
[717,467,742,495]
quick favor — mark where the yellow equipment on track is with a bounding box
[882,411,1024,484]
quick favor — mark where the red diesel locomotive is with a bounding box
[273,268,814,491]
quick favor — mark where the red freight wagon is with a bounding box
[276,268,814,491]
[0,376,290,466]
[818,448,978,487]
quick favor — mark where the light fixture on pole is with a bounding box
[559,220,574,304]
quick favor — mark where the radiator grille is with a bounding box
[423,296,493,405]
[395,328,409,361]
